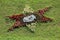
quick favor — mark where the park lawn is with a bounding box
[0,0,60,40]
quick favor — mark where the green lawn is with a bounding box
[0,0,60,40]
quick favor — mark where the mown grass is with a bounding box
[0,0,60,40]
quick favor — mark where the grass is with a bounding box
[0,0,60,40]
